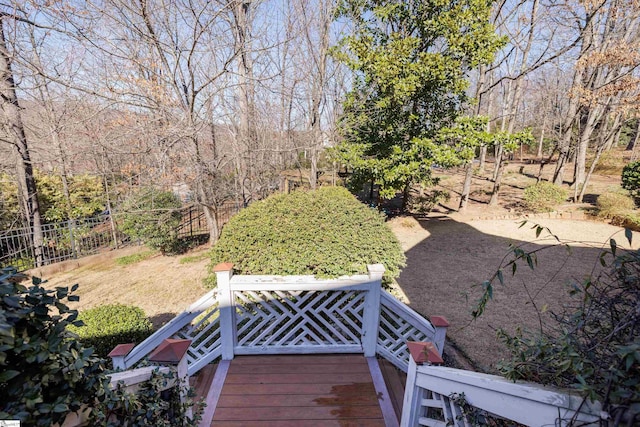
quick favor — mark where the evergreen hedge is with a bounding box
[208,187,405,286]
[622,160,640,199]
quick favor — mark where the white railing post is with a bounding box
[401,341,444,427]
[363,264,384,357]
[401,353,421,427]
[430,315,449,356]
[215,263,236,360]
[148,339,193,421]
[108,343,135,370]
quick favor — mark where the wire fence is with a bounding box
[0,203,242,271]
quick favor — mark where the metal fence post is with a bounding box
[68,219,77,259]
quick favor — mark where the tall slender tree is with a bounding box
[0,15,44,265]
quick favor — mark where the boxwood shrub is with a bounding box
[68,304,153,358]
[208,187,405,287]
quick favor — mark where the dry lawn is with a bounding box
[36,246,210,328]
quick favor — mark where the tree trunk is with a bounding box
[459,162,474,211]
[536,116,546,159]
[626,119,640,154]
[0,18,45,266]
[233,1,256,205]
[478,146,487,174]
[489,154,505,206]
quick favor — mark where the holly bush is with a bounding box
[0,267,199,426]
[207,186,405,286]
[0,267,107,426]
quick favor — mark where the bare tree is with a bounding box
[0,14,44,265]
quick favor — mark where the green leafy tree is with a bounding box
[0,174,20,229]
[36,172,106,222]
[119,188,183,254]
[333,0,504,207]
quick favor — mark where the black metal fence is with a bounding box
[0,203,243,271]
[0,215,122,271]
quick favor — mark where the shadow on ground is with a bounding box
[395,216,635,372]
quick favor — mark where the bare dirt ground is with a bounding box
[389,215,638,371]
[33,158,636,370]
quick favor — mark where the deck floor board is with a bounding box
[209,354,386,426]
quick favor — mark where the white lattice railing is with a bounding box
[113,263,445,376]
[216,263,387,358]
[378,290,440,372]
[401,342,604,427]
[115,288,221,376]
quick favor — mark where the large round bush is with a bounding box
[208,187,405,286]
[68,304,153,358]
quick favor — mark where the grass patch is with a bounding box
[179,253,208,264]
[115,250,157,266]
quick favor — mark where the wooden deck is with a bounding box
[194,354,404,427]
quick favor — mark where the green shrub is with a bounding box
[596,192,636,219]
[613,213,640,232]
[208,187,405,287]
[407,187,450,214]
[120,188,183,254]
[90,368,202,426]
[590,150,626,175]
[0,268,107,425]
[522,181,567,212]
[68,304,153,358]
[622,161,640,199]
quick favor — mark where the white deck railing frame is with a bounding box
[401,352,604,427]
[116,264,442,376]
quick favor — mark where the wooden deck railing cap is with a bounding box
[148,338,192,363]
[108,343,135,358]
[213,262,234,272]
[430,315,449,327]
[407,341,444,365]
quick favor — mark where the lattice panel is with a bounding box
[172,304,222,367]
[378,303,431,370]
[234,290,365,349]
